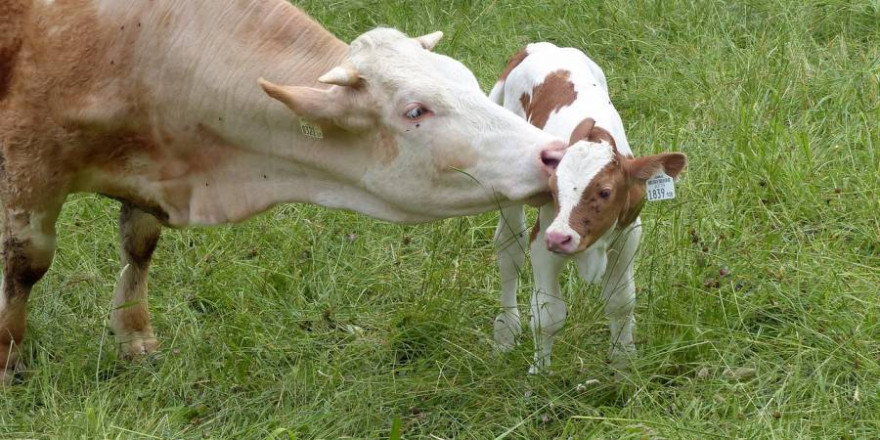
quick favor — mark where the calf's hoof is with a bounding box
[528,357,550,375]
[492,313,522,352]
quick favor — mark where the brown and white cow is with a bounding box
[0,0,565,381]
[489,43,686,373]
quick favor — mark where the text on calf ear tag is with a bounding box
[646,171,676,202]
[299,119,323,139]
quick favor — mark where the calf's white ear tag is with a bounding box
[646,171,676,202]
[299,119,323,139]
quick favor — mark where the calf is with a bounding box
[489,43,686,373]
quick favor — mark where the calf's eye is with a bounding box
[599,188,611,199]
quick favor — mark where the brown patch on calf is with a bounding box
[498,48,528,82]
[618,183,646,228]
[565,152,688,251]
[529,217,541,244]
[569,117,618,151]
[519,70,577,129]
[566,162,628,252]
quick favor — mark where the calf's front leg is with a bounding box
[528,206,567,374]
[601,221,641,365]
[110,203,162,358]
[493,205,527,351]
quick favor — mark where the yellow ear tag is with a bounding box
[299,119,323,139]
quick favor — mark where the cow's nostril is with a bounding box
[539,141,566,172]
[541,150,561,169]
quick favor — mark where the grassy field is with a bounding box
[3,0,879,438]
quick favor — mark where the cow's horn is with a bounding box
[414,31,443,51]
[318,62,360,86]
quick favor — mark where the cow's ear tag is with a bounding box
[299,119,323,139]
[646,171,675,202]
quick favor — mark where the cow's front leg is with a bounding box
[0,201,63,383]
[110,203,162,358]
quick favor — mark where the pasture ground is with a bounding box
[2,0,879,438]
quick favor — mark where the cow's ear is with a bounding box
[259,78,374,131]
[625,152,687,181]
[414,31,443,51]
[259,79,340,120]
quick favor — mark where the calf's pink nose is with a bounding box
[545,231,574,253]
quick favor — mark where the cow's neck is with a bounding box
[121,1,403,225]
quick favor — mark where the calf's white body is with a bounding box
[489,43,641,373]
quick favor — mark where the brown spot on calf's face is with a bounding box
[520,70,577,129]
[498,48,528,82]
[560,150,688,252]
[566,162,630,252]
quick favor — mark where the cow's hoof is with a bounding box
[0,363,24,386]
[117,334,159,360]
[0,350,23,385]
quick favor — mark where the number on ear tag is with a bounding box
[646,171,676,202]
[299,119,323,139]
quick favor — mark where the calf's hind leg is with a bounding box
[0,200,63,383]
[109,203,162,358]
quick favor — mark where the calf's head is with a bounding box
[544,121,686,254]
[260,28,563,221]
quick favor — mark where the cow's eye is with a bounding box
[404,104,431,120]
[599,188,611,199]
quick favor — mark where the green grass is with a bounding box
[3,0,879,438]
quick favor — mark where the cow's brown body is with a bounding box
[0,0,355,380]
[0,0,565,382]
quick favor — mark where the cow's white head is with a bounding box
[544,119,686,254]
[259,28,563,221]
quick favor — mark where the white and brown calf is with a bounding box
[489,43,686,373]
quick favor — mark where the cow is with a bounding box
[0,0,566,382]
[488,43,686,373]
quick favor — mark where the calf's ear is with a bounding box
[618,152,687,227]
[625,152,687,181]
